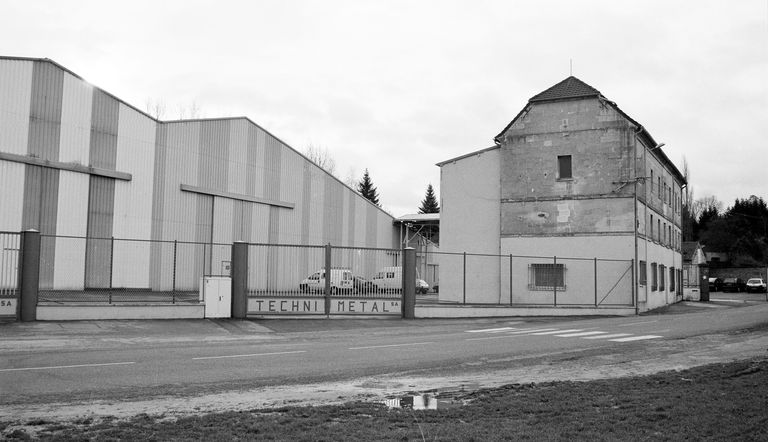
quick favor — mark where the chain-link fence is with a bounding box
[37,235,229,304]
[427,251,634,307]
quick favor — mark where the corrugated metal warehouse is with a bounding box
[0,56,399,293]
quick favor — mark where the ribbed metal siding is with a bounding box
[54,172,88,290]
[59,72,93,164]
[0,59,33,155]
[89,89,119,169]
[346,190,356,246]
[85,176,115,288]
[365,203,378,247]
[227,120,248,194]
[322,173,343,245]
[0,161,25,231]
[28,60,63,161]
[199,120,230,191]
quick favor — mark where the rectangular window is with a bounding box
[651,263,658,291]
[639,261,647,285]
[658,177,662,199]
[670,267,675,292]
[529,263,566,291]
[657,219,661,242]
[557,155,572,179]
[659,265,666,291]
[650,215,654,238]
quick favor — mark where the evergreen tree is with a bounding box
[418,184,439,214]
[357,169,380,206]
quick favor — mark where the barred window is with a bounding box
[529,263,565,291]
[659,264,666,291]
[670,266,675,291]
[639,260,647,285]
[651,263,658,291]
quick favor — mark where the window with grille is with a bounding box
[651,263,658,291]
[659,264,666,291]
[557,155,572,179]
[529,263,565,291]
[670,266,675,291]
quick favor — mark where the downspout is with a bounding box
[633,125,643,315]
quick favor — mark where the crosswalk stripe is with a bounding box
[554,331,608,338]
[465,327,518,333]
[530,329,582,335]
[582,333,632,340]
[609,335,663,342]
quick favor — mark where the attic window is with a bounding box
[557,155,572,180]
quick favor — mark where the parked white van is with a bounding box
[371,267,430,294]
[299,268,353,293]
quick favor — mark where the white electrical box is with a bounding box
[201,276,232,318]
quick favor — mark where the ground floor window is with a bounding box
[659,265,666,291]
[639,260,647,285]
[651,263,658,291]
[528,263,566,291]
[669,266,675,291]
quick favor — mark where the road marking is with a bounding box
[465,327,518,333]
[555,331,608,338]
[529,329,583,335]
[193,350,306,360]
[0,361,135,372]
[465,334,523,341]
[506,328,558,334]
[618,320,658,327]
[609,335,663,342]
[582,333,632,340]
[349,342,434,350]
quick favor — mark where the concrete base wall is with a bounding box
[416,305,636,318]
[37,304,205,320]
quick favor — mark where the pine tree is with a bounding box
[357,169,380,206]
[418,184,439,214]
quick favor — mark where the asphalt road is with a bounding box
[1,294,767,407]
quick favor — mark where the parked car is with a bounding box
[721,277,745,293]
[299,268,353,293]
[708,277,723,292]
[746,278,767,293]
[416,279,430,294]
[371,267,431,293]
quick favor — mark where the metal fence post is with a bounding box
[594,257,598,307]
[553,255,557,307]
[509,254,513,306]
[462,252,467,304]
[403,247,416,319]
[172,240,177,304]
[325,243,332,316]
[231,241,249,319]
[109,237,114,304]
[19,229,40,322]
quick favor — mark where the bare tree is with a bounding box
[145,98,166,120]
[343,167,358,189]
[177,101,202,120]
[304,144,337,176]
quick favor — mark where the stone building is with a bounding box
[437,76,685,313]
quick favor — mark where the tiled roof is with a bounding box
[528,76,602,103]
[681,241,701,261]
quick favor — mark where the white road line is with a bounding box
[610,335,663,342]
[555,331,609,338]
[505,328,558,334]
[617,320,658,327]
[0,361,135,372]
[465,334,522,341]
[349,342,434,350]
[529,329,583,336]
[583,333,632,340]
[465,327,518,333]
[193,350,306,360]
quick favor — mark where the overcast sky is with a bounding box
[2,1,767,217]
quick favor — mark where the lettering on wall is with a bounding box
[248,298,401,315]
[0,299,15,316]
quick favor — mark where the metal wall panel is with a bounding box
[28,60,63,161]
[301,164,312,244]
[0,59,33,155]
[227,120,249,194]
[21,166,60,289]
[345,190,356,246]
[53,171,88,289]
[277,149,303,244]
[308,166,325,244]
[85,176,115,288]
[199,120,229,191]
[366,203,378,247]
[263,136,281,201]
[248,125,266,199]
[163,121,201,242]
[113,103,156,289]
[0,161,25,231]
[322,173,343,245]
[89,89,119,169]
[59,72,93,164]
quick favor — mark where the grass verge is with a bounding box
[3,357,767,441]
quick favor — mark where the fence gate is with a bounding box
[245,243,404,317]
[0,232,21,319]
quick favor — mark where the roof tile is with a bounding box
[528,76,602,103]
